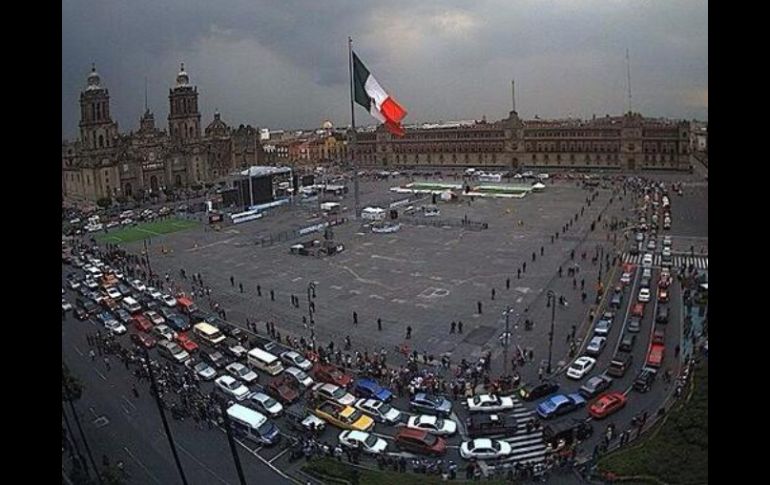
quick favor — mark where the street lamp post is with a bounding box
[546,290,556,374]
[307,281,316,349]
[501,306,513,376]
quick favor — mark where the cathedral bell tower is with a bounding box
[79,64,118,150]
[168,63,201,143]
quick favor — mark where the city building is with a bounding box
[354,110,691,172]
[62,64,261,203]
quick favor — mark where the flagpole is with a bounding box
[348,36,360,219]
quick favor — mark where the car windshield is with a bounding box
[378,403,392,414]
[264,397,278,408]
[472,396,481,404]
[364,435,378,447]
[294,370,308,380]
[257,422,273,436]
[227,380,240,390]
[423,433,438,446]
[195,362,208,372]
[492,441,501,451]
[332,387,345,398]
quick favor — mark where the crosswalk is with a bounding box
[623,253,708,270]
[487,401,547,466]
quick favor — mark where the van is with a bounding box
[227,404,281,446]
[248,348,284,376]
[121,296,142,314]
[193,322,226,346]
[607,352,634,377]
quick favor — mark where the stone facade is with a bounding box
[354,111,691,172]
[62,64,260,203]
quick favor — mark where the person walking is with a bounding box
[89,349,96,361]
[270,289,275,301]
[377,318,382,331]
[458,321,463,334]
[517,268,521,279]
[477,301,482,314]
[103,356,111,371]
[450,321,456,334]
[406,326,412,339]
[506,278,511,290]
[239,282,243,293]
[230,275,234,286]
[491,288,496,300]
[353,311,358,325]
[257,284,262,297]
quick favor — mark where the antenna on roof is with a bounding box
[144,76,148,112]
[626,48,633,114]
[511,79,516,113]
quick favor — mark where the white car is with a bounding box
[354,399,402,425]
[215,375,250,401]
[285,366,314,390]
[145,311,165,325]
[312,383,356,406]
[620,272,632,285]
[459,439,512,460]
[131,279,146,292]
[62,299,73,311]
[662,247,672,257]
[406,415,457,436]
[67,279,81,290]
[147,287,163,300]
[247,391,283,417]
[338,430,388,454]
[104,319,127,335]
[226,362,259,384]
[638,288,651,303]
[642,253,653,268]
[153,324,177,341]
[105,287,122,300]
[280,351,313,371]
[84,279,99,290]
[161,294,177,307]
[190,360,217,380]
[467,394,515,413]
[586,336,607,356]
[567,356,597,380]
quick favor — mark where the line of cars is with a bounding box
[63,250,536,462]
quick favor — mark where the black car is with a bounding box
[466,414,517,438]
[117,283,132,296]
[519,381,559,401]
[115,308,132,324]
[74,307,89,321]
[626,317,642,333]
[610,292,622,309]
[633,367,657,393]
[619,334,636,352]
[189,310,210,325]
[656,305,669,324]
[159,307,177,320]
[167,315,190,332]
[607,352,634,378]
[543,419,593,447]
[202,350,227,369]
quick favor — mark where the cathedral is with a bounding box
[62,64,260,203]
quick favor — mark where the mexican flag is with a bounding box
[353,51,407,137]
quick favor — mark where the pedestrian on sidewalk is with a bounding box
[491,288,496,300]
[257,285,262,296]
[377,318,382,331]
[239,282,243,293]
[406,326,412,339]
[506,278,510,290]
[523,262,527,272]
[353,311,358,325]
[230,275,234,286]
[458,321,463,333]
[477,301,482,314]
[450,321,456,334]
[270,289,275,301]
[517,268,521,279]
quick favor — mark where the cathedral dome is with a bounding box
[176,63,190,86]
[86,64,102,91]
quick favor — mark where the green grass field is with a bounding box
[95,218,199,244]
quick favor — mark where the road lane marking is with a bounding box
[73,345,84,356]
[268,448,290,463]
[176,441,233,485]
[123,446,163,485]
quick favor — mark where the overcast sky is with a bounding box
[62,0,707,140]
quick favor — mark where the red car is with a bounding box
[130,332,157,349]
[313,363,353,388]
[658,275,671,289]
[588,392,627,419]
[393,428,447,456]
[132,315,153,333]
[267,375,301,404]
[176,333,199,353]
[657,288,669,303]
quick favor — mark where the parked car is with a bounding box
[410,393,452,417]
[586,336,607,357]
[406,415,457,436]
[202,350,227,369]
[284,366,314,391]
[459,439,512,460]
[226,362,258,384]
[638,288,651,302]
[130,332,157,349]
[626,317,642,333]
[354,399,403,425]
[607,352,634,378]
[313,364,354,388]
[338,430,388,454]
[393,428,447,456]
[280,351,313,371]
[215,375,250,401]
[266,375,301,405]
[619,334,636,352]
[188,360,217,381]
[175,333,199,353]
[633,367,657,393]
[311,383,355,406]
[247,391,284,418]
[353,378,393,402]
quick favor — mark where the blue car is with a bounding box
[167,314,190,332]
[536,393,586,419]
[410,393,453,417]
[353,378,393,402]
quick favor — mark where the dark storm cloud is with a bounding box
[62,0,707,139]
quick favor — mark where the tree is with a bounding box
[96,197,112,208]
